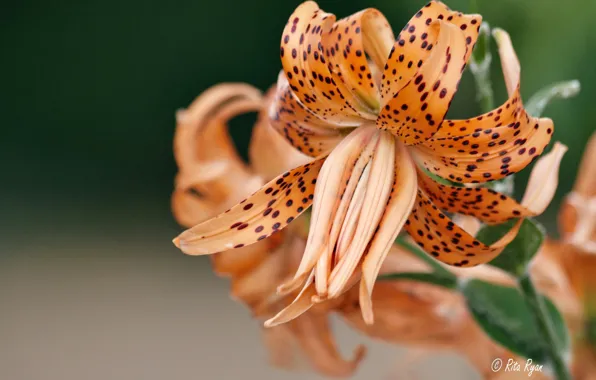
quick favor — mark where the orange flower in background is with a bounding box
[560,133,596,254]
[172,84,368,377]
[554,132,596,379]
[173,1,564,327]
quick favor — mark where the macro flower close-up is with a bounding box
[6,0,596,379]
[173,1,562,327]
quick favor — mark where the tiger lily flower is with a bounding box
[174,1,563,326]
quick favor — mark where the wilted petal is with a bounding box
[340,277,466,346]
[173,83,260,201]
[379,1,481,104]
[412,29,554,183]
[174,158,325,255]
[359,142,418,324]
[288,310,366,377]
[262,308,366,378]
[378,20,469,144]
[416,142,566,225]
[269,73,344,157]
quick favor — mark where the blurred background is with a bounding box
[1,0,594,378]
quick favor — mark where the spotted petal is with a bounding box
[174,158,325,255]
[416,142,566,225]
[378,20,469,144]
[412,29,554,183]
[404,189,522,267]
[280,1,395,125]
[322,7,395,111]
[280,1,366,124]
[379,1,481,104]
[268,72,344,157]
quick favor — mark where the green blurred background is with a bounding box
[1,0,594,379]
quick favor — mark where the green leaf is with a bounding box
[462,279,569,363]
[377,272,457,289]
[586,317,596,347]
[476,218,545,278]
[395,236,455,278]
[526,80,581,117]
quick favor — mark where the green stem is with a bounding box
[470,23,495,113]
[471,63,494,112]
[518,273,571,380]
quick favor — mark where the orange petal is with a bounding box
[229,245,287,309]
[173,83,260,200]
[322,8,395,111]
[379,1,481,104]
[559,132,596,247]
[359,142,418,324]
[171,189,220,228]
[249,88,311,180]
[412,29,554,183]
[404,189,522,267]
[286,309,366,377]
[268,72,344,157]
[378,20,468,144]
[328,130,396,298]
[315,132,379,295]
[280,1,368,124]
[520,142,567,214]
[416,142,566,224]
[174,158,325,255]
[283,127,378,292]
[264,273,316,327]
[340,278,467,346]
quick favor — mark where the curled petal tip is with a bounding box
[175,108,189,123]
[363,315,374,326]
[562,80,581,98]
[491,27,508,42]
[553,141,569,154]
